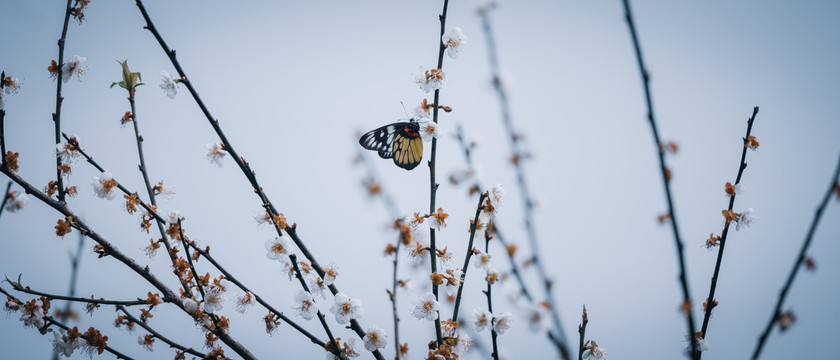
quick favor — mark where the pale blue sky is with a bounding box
[1,1,839,359]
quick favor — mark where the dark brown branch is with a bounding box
[4,284,157,306]
[132,2,383,356]
[476,9,571,359]
[427,0,450,346]
[389,234,402,360]
[116,305,206,358]
[483,232,499,360]
[52,0,74,203]
[0,287,136,360]
[621,1,699,358]
[450,192,487,323]
[577,306,588,360]
[752,154,840,359]
[700,107,759,338]
[128,95,193,298]
[187,244,326,348]
[59,135,324,351]
[0,168,255,359]
[0,108,6,167]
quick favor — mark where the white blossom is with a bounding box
[329,293,363,324]
[582,342,608,360]
[52,330,82,357]
[61,55,87,83]
[203,283,227,314]
[205,143,227,167]
[523,302,548,332]
[472,308,493,332]
[418,119,442,143]
[235,292,255,314]
[493,311,513,335]
[442,27,468,59]
[5,192,29,213]
[363,326,388,351]
[20,299,46,328]
[183,298,199,314]
[294,290,318,320]
[264,237,292,263]
[474,252,494,272]
[414,67,445,93]
[411,292,440,321]
[735,208,756,231]
[159,70,178,99]
[92,172,118,200]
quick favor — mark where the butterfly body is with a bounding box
[359,119,424,170]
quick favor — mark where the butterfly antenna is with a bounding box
[400,102,412,120]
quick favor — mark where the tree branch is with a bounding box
[752,154,840,359]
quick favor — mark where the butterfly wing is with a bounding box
[392,130,423,170]
[359,123,405,159]
[359,121,423,170]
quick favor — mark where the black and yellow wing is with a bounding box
[359,120,423,170]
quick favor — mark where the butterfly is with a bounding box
[359,118,424,170]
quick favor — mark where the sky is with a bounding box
[1,0,839,359]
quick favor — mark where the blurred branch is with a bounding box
[0,180,12,220]
[116,305,206,358]
[477,8,571,359]
[621,1,699,358]
[700,107,759,339]
[133,2,383,356]
[53,233,86,360]
[752,154,840,359]
[52,0,74,203]
[450,192,487,323]
[427,0,451,346]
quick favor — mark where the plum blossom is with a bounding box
[329,293,363,324]
[442,27,468,59]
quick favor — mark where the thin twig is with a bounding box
[0,287,136,360]
[577,306,587,360]
[116,305,206,358]
[0,108,6,167]
[52,0,74,203]
[4,284,156,306]
[450,192,487,323]
[133,2,383,356]
[45,317,135,360]
[484,232,499,360]
[128,94,193,298]
[427,0,451,346]
[289,254,341,359]
[752,154,840,360]
[0,180,12,220]
[188,244,326,348]
[700,107,759,339]
[389,233,402,360]
[621,1,699,358]
[476,9,571,359]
